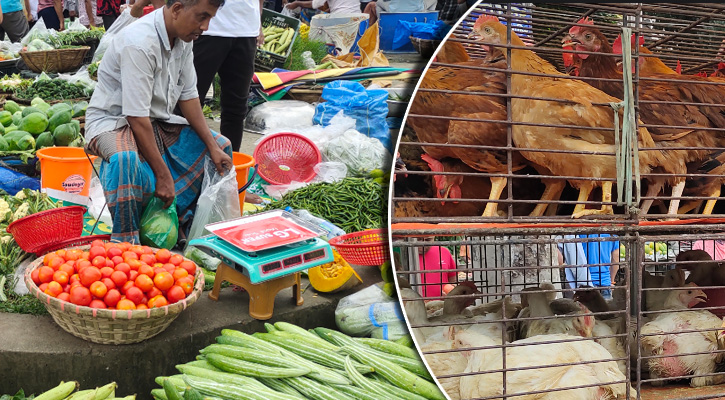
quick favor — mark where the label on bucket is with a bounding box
[62,174,86,194]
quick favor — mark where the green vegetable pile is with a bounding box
[0,189,62,315]
[2,381,132,400]
[151,322,443,400]
[0,74,32,93]
[15,79,88,101]
[263,178,386,233]
[0,98,85,153]
[285,36,329,71]
[48,27,105,48]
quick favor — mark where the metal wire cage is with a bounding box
[393,2,725,224]
[391,2,725,399]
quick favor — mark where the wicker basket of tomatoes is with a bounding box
[24,239,204,345]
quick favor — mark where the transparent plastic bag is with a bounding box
[313,161,347,183]
[21,18,50,46]
[58,66,96,96]
[335,283,405,337]
[92,7,137,62]
[65,18,88,32]
[186,158,241,245]
[323,121,392,176]
[88,177,112,227]
[244,100,316,135]
[139,196,179,250]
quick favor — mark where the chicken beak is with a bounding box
[692,290,708,307]
[561,41,576,48]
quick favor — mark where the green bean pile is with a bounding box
[264,178,387,233]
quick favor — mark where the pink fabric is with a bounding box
[692,240,725,261]
[418,246,457,299]
[37,0,55,11]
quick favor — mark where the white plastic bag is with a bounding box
[324,125,392,176]
[59,66,96,95]
[313,161,347,183]
[93,7,137,62]
[335,283,406,338]
[187,158,241,245]
[88,177,112,227]
[244,100,316,135]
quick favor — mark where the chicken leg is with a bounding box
[640,180,663,215]
[572,181,614,218]
[529,180,566,217]
[702,186,721,215]
[482,177,506,217]
[667,180,686,217]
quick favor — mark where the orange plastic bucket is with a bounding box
[36,147,97,201]
[233,152,255,206]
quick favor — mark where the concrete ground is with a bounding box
[0,267,383,398]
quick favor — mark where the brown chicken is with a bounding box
[567,19,725,216]
[407,41,557,217]
[611,34,678,75]
[471,15,667,218]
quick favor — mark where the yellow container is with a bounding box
[36,147,96,202]
[233,152,255,206]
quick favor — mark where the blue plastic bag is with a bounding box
[0,165,39,194]
[313,80,392,152]
[393,20,451,50]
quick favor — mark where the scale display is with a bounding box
[189,235,334,284]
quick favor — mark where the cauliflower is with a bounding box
[0,199,10,223]
[12,202,29,222]
[14,190,26,200]
[1,235,11,244]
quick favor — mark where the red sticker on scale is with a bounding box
[210,215,319,252]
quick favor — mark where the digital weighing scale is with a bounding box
[188,210,334,320]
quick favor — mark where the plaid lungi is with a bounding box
[86,121,232,244]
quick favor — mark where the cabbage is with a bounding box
[139,197,179,250]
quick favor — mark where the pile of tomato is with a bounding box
[30,240,197,310]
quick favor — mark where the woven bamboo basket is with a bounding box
[24,248,205,345]
[20,47,90,73]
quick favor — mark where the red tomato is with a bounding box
[69,273,80,285]
[69,286,92,306]
[179,261,197,277]
[153,272,174,291]
[31,269,40,285]
[128,270,139,282]
[57,292,70,302]
[100,266,114,279]
[147,286,162,299]
[115,263,131,275]
[89,246,106,260]
[45,281,63,297]
[52,270,69,286]
[138,264,155,278]
[59,264,75,277]
[38,283,48,292]
[162,263,176,274]
[111,256,124,266]
[169,254,184,266]
[125,286,144,305]
[91,239,105,248]
[166,285,186,304]
[101,277,116,291]
[91,255,106,269]
[38,266,54,283]
[148,295,168,308]
[122,251,139,261]
[107,247,123,259]
[116,299,136,310]
[135,274,154,292]
[121,280,135,294]
[75,260,91,273]
[105,259,115,269]
[103,289,121,307]
[89,299,107,309]
[79,266,102,287]
[90,281,108,298]
[110,270,128,288]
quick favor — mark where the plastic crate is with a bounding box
[255,8,300,71]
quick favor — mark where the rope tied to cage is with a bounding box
[610,27,638,209]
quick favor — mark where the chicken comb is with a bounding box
[612,34,645,55]
[719,62,725,70]
[474,14,499,30]
[420,154,445,190]
[568,17,594,35]
[676,60,682,74]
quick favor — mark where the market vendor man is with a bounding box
[85,0,233,244]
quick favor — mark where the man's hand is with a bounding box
[286,1,300,10]
[257,27,264,47]
[155,176,176,208]
[209,146,232,176]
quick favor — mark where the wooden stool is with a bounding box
[208,263,304,320]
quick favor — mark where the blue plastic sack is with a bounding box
[392,20,451,50]
[0,165,39,194]
[313,80,392,152]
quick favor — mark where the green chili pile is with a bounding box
[263,178,387,233]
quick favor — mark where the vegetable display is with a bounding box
[15,79,89,101]
[0,98,85,152]
[2,381,134,400]
[29,240,198,310]
[0,75,32,93]
[262,178,386,233]
[307,249,362,293]
[261,26,295,56]
[151,322,445,400]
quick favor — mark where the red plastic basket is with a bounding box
[7,206,87,255]
[253,132,321,185]
[328,229,389,266]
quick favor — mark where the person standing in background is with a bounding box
[417,237,457,299]
[556,234,593,299]
[579,233,619,299]
[0,0,31,41]
[79,0,101,27]
[96,0,120,29]
[192,0,263,152]
[37,0,63,30]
